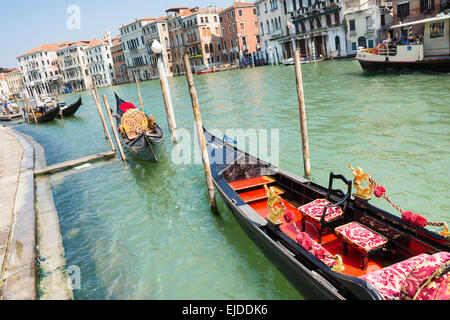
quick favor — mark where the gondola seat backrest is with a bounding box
[298,172,352,243]
[360,252,450,300]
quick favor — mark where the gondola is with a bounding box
[59,96,82,117]
[114,93,164,162]
[26,105,60,124]
[203,127,449,300]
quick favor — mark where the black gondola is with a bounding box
[203,127,449,300]
[26,105,60,124]
[114,93,164,162]
[60,97,82,117]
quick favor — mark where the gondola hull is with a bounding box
[114,93,164,162]
[203,127,448,300]
[118,125,164,162]
[27,105,60,124]
[60,97,82,117]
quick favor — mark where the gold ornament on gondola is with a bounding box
[264,184,283,224]
[349,165,374,199]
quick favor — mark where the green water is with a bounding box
[13,59,450,299]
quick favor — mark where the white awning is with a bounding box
[391,13,450,28]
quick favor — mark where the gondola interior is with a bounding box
[208,132,449,299]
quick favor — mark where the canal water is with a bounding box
[11,59,450,299]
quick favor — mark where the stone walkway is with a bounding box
[0,127,35,299]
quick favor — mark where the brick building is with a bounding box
[219,2,260,65]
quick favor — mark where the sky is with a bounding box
[0,0,236,68]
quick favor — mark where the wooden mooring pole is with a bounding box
[183,54,217,213]
[152,40,178,143]
[91,89,115,152]
[102,94,127,163]
[134,74,145,112]
[293,49,312,180]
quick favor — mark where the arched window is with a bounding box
[358,36,367,48]
[335,36,340,52]
[205,44,209,53]
[206,27,211,36]
[209,43,214,53]
[202,28,206,36]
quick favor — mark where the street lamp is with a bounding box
[151,40,163,55]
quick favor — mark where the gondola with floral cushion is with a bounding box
[203,126,449,300]
[114,93,164,162]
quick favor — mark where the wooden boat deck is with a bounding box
[234,175,384,277]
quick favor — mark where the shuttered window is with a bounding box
[397,2,410,18]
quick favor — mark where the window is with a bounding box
[420,0,435,13]
[366,16,373,30]
[238,9,243,16]
[240,22,245,31]
[351,42,357,50]
[381,14,385,27]
[334,11,340,25]
[226,12,230,20]
[349,19,355,31]
[397,2,410,18]
[326,15,332,26]
[368,39,374,48]
[430,22,445,38]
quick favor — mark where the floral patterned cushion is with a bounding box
[296,232,337,267]
[335,222,388,252]
[401,252,450,300]
[360,254,429,300]
[298,199,343,223]
[415,268,450,300]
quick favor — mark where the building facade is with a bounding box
[0,73,10,100]
[56,40,93,92]
[111,36,130,84]
[255,0,291,64]
[143,17,172,79]
[85,33,115,88]
[120,18,154,81]
[182,6,223,72]
[391,0,442,39]
[279,0,348,60]
[344,0,393,55]
[219,2,260,65]
[6,69,24,99]
[17,42,69,96]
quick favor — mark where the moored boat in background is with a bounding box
[356,13,450,72]
[203,126,449,300]
[59,96,82,117]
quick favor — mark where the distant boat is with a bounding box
[0,110,23,121]
[195,66,220,75]
[281,57,316,65]
[26,104,60,124]
[356,13,450,72]
[114,93,164,162]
